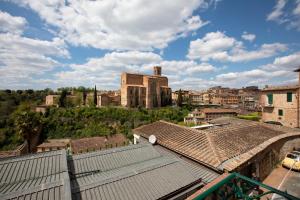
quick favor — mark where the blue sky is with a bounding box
[0,0,300,90]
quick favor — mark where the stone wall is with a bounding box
[235,134,300,180]
[261,90,299,128]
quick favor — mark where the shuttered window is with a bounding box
[267,93,273,105]
[287,92,292,102]
[278,109,283,116]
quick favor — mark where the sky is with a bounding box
[0,0,300,90]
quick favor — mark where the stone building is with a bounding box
[97,93,121,107]
[261,68,300,128]
[184,108,238,124]
[121,66,172,108]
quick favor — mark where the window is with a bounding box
[278,109,283,116]
[267,93,273,105]
[287,92,292,102]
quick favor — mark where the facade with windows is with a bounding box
[261,70,300,128]
[121,66,172,108]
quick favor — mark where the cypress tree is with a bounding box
[177,89,183,107]
[93,85,97,106]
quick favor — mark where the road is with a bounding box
[263,166,300,199]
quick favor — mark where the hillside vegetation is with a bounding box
[0,89,189,150]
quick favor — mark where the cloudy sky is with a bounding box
[0,0,300,90]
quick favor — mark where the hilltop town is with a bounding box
[0,65,300,199]
[1,0,300,199]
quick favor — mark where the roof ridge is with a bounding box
[203,131,222,166]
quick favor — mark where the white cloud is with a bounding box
[52,51,218,89]
[13,0,209,50]
[215,69,292,86]
[187,31,287,62]
[241,32,256,42]
[267,0,300,31]
[0,33,69,89]
[0,11,27,34]
[261,52,300,71]
[267,0,287,23]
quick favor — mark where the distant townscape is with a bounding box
[0,66,300,200]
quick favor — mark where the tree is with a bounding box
[93,85,97,106]
[83,89,87,106]
[177,89,183,107]
[14,111,41,153]
[59,89,67,107]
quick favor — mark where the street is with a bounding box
[263,166,300,199]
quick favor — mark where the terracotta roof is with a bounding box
[205,118,285,163]
[201,108,237,114]
[134,121,222,169]
[220,132,300,171]
[37,142,67,148]
[71,134,127,154]
[262,85,299,91]
[134,118,289,171]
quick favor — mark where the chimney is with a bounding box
[153,66,161,76]
[294,67,300,85]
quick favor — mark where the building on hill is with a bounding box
[261,68,300,128]
[133,118,300,180]
[45,94,78,106]
[184,108,238,124]
[171,89,190,104]
[97,93,121,107]
[121,66,172,108]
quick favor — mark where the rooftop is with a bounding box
[201,108,238,114]
[262,84,299,91]
[133,118,293,171]
[69,143,219,200]
[0,144,220,200]
[71,134,127,154]
[0,150,71,200]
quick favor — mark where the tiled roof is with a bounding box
[205,118,285,162]
[201,108,237,114]
[220,132,300,171]
[71,134,127,154]
[0,150,71,200]
[69,144,219,200]
[261,85,299,91]
[134,118,289,171]
[133,121,222,168]
[37,142,67,148]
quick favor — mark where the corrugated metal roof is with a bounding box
[0,150,71,200]
[0,144,220,200]
[70,144,219,200]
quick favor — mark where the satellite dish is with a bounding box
[149,135,157,144]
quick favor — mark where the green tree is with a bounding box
[14,111,41,152]
[93,85,97,106]
[83,89,87,105]
[177,89,183,107]
[59,89,67,107]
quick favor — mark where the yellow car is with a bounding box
[282,152,300,171]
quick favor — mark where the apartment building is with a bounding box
[261,68,300,128]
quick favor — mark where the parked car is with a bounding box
[282,152,300,171]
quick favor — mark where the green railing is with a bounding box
[193,173,299,200]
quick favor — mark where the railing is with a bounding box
[193,173,299,200]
